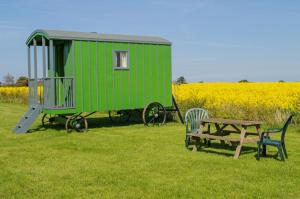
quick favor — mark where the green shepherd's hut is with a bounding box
[14,29,181,133]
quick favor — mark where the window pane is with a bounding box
[115,51,128,68]
[116,52,121,67]
[120,52,127,67]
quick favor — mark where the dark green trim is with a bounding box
[26,32,48,45]
[42,108,76,114]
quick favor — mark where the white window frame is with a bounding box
[113,50,129,70]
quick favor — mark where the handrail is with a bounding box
[43,77,75,109]
[43,77,74,79]
[28,77,76,109]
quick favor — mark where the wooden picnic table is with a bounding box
[190,118,263,159]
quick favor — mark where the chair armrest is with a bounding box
[264,128,282,133]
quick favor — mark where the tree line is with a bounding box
[0,73,28,86]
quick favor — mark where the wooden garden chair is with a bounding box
[257,115,293,161]
[185,108,209,147]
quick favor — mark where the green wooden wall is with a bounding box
[62,40,172,112]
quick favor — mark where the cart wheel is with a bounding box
[108,110,131,123]
[65,116,88,132]
[143,102,166,126]
[42,114,55,127]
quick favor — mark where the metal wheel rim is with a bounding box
[65,116,88,132]
[143,102,166,126]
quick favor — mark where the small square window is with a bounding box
[114,51,129,69]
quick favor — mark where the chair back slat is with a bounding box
[185,108,209,132]
[281,115,293,142]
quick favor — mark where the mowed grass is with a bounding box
[0,103,300,198]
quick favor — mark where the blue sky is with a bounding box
[0,0,299,82]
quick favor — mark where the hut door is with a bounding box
[54,43,65,106]
[55,43,65,77]
[54,42,73,107]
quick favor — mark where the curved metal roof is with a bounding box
[26,29,171,45]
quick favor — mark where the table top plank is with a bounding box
[201,118,263,126]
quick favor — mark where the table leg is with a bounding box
[234,127,247,159]
[192,144,198,152]
[192,137,201,152]
[206,123,211,145]
[215,124,226,145]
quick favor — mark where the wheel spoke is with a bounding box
[148,117,155,124]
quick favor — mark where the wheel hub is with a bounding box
[75,123,81,129]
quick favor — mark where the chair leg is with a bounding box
[282,143,288,159]
[185,135,190,148]
[277,146,285,161]
[257,143,261,160]
[262,144,267,156]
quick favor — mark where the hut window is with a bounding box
[114,51,129,69]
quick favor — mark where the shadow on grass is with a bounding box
[186,141,258,158]
[27,116,145,134]
[187,141,284,161]
[254,152,284,162]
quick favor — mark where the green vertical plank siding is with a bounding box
[157,45,163,105]
[81,42,89,111]
[64,40,171,113]
[134,44,139,108]
[137,44,144,108]
[143,45,151,105]
[106,42,113,110]
[74,41,82,112]
[166,45,172,106]
[98,42,106,110]
[128,44,137,108]
[162,45,167,105]
[152,45,158,103]
[90,42,98,111]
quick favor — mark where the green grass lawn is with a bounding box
[0,103,299,198]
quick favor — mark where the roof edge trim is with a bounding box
[26,29,172,45]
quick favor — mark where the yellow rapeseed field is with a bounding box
[173,82,300,111]
[0,87,28,103]
[0,86,42,104]
[173,82,300,124]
